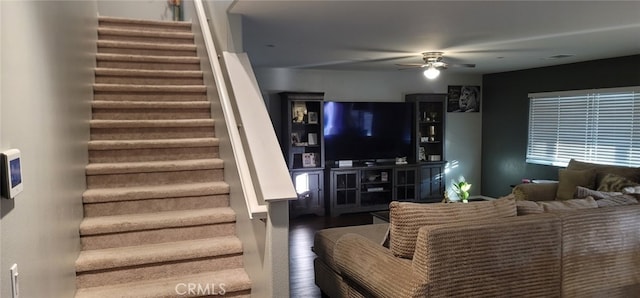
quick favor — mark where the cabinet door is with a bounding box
[394,167,418,201]
[290,171,324,217]
[419,164,445,202]
[332,171,358,209]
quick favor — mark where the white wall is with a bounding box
[0,1,97,297]
[254,67,484,195]
[98,0,181,21]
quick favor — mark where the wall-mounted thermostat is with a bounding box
[1,149,23,199]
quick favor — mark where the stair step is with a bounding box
[92,100,211,120]
[88,138,218,151]
[83,181,229,204]
[82,182,229,217]
[80,207,235,236]
[98,40,196,51]
[86,158,223,175]
[96,53,200,70]
[98,27,194,44]
[90,119,214,129]
[93,100,210,109]
[98,16,192,32]
[93,93,208,102]
[96,53,200,65]
[76,237,243,288]
[87,138,219,162]
[95,68,203,78]
[76,237,242,272]
[94,83,206,93]
[74,268,251,298]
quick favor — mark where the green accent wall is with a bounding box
[481,55,640,197]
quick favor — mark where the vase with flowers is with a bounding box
[452,181,472,203]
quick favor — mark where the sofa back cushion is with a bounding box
[389,198,516,259]
[558,205,640,297]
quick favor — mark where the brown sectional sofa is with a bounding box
[314,197,640,297]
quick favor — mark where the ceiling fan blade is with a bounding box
[395,63,426,67]
[397,67,422,71]
[448,63,476,68]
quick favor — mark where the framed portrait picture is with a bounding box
[307,111,318,124]
[291,132,301,145]
[447,85,481,112]
[302,153,316,168]
[292,102,307,123]
[308,133,318,145]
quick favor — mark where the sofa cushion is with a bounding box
[574,186,639,207]
[597,173,639,192]
[389,198,516,259]
[516,199,544,215]
[567,158,640,187]
[517,196,598,215]
[556,169,596,200]
[313,223,389,272]
[538,197,598,212]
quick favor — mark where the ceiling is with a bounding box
[229,0,640,75]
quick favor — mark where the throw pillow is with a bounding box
[596,196,639,207]
[574,185,638,207]
[388,198,516,259]
[597,173,640,192]
[574,186,622,200]
[567,159,640,188]
[538,196,598,212]
[556,169,596,200]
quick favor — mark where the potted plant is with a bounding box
[452,181,472,203]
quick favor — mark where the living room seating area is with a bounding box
[313,159,640,297]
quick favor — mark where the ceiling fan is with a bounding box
[396,52,475,79]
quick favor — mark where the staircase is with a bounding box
[74,17,251,297]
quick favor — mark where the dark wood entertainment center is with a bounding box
[280,92,447,217]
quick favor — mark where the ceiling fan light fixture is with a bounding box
[423,65,440,79]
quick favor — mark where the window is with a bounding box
[527,86,640,167]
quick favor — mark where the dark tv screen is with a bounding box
[323,101,414,162]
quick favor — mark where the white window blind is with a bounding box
[527,86,640,167]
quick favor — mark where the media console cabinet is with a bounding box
[278,92,448,217]
[326,162,445,216]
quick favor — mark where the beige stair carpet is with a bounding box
[74,16,251,297]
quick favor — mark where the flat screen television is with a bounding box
[323,101,414,163]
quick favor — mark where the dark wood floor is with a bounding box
[289,212,373,298]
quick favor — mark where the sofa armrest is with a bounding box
[334,233,416,298]
[512,182,558,201]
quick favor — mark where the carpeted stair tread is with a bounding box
[94,83,205,93]
[95,67,203,78]
[83,181,229,203]
[92,100,210,109]
[80,207,236,235]
[86,158,223,175]
[76,236,242,272]
[90,119,214,128]
[74,268,251,298]
[98,27,194,40]
[88,138,218,150]
[98,40,196,51]
[98,16,192,28]
[96,53,200,64]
